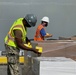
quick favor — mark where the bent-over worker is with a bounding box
[4,14,40,75]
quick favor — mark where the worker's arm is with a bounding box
[40,28,52,38]
[26,37,30,44]
[13,30,40,54]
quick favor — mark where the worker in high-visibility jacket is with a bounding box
[4,14,40,75]
[34,16,52,41]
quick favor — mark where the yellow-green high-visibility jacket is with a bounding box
[4,18,27,47]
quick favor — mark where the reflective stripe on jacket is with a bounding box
[4,18,27,47]
[34,24,44,41]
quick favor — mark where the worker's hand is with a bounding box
[46,33,49,35]
[45,33,53,38]
[46,33,52,37]
[33,49,42,54]
[33,49,42,56]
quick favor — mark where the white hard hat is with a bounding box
[41,16,49,23]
